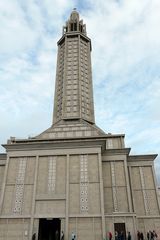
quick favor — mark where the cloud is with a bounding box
[0,1,39,54]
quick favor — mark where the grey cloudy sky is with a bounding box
[0,0,160,183]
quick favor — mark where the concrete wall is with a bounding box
[130,166,159,215]
[0,219,29,240]
[0,145,160,240]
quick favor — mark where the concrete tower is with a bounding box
[0,9,160,240]
[36,10,105,140]
[53,9,94,124]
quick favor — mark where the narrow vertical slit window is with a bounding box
[71,23,74,31]
[74,23,77,31]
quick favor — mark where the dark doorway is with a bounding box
[38,218,61,240]
[114,223,126,240]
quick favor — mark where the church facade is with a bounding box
[0,10,160,240]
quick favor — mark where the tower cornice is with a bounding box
[57,32,92,50]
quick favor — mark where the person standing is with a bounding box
[109,232,113,240]
[32,233,36,240]
[120,231,124,240]
[153,230,158,240]
[115,231,118,240]
[127,232,131,240]
[61,231,64,240]
[140,232,144,240]
[147,231,153,240]
[137,231,141,240]
[55,230,59,240]
[151,231,154,240]
[71,231,76,240]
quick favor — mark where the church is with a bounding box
[0,9,160,240]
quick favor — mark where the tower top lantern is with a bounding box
[63,9,86,35]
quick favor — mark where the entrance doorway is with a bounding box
[38,218,61,240]
[114,223,126,240]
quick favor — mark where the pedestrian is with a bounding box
[55,230,59,240]
[120,231,124,240]
[140,232,144,240]
[118,232,121,240]
[151,231,154,240]
[147,231,152,240]
[127,232,131,240]
[115,231,118,240]
[153,230,158,240]
[71,231,76,240]
[109,232,112,240]
[32,233,36,240]
[137,231,141,240]
[61,231,64,240]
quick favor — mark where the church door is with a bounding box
[38,218,61,240]
[114,223,126,240]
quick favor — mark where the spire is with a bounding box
[53,10,95,125]
[63,9,86,35]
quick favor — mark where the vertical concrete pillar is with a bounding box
[98,152,105,239]
[29,155,39,239]
[124,157,132,212]
[65,154,69,240]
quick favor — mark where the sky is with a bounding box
[0,0,160,183]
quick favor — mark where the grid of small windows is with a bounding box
[64,37,79,117]
[56,42,65,120]
[48,157,56,193]
[80,39,91,120]
[13,158,27,214]
[80,155,89,213]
